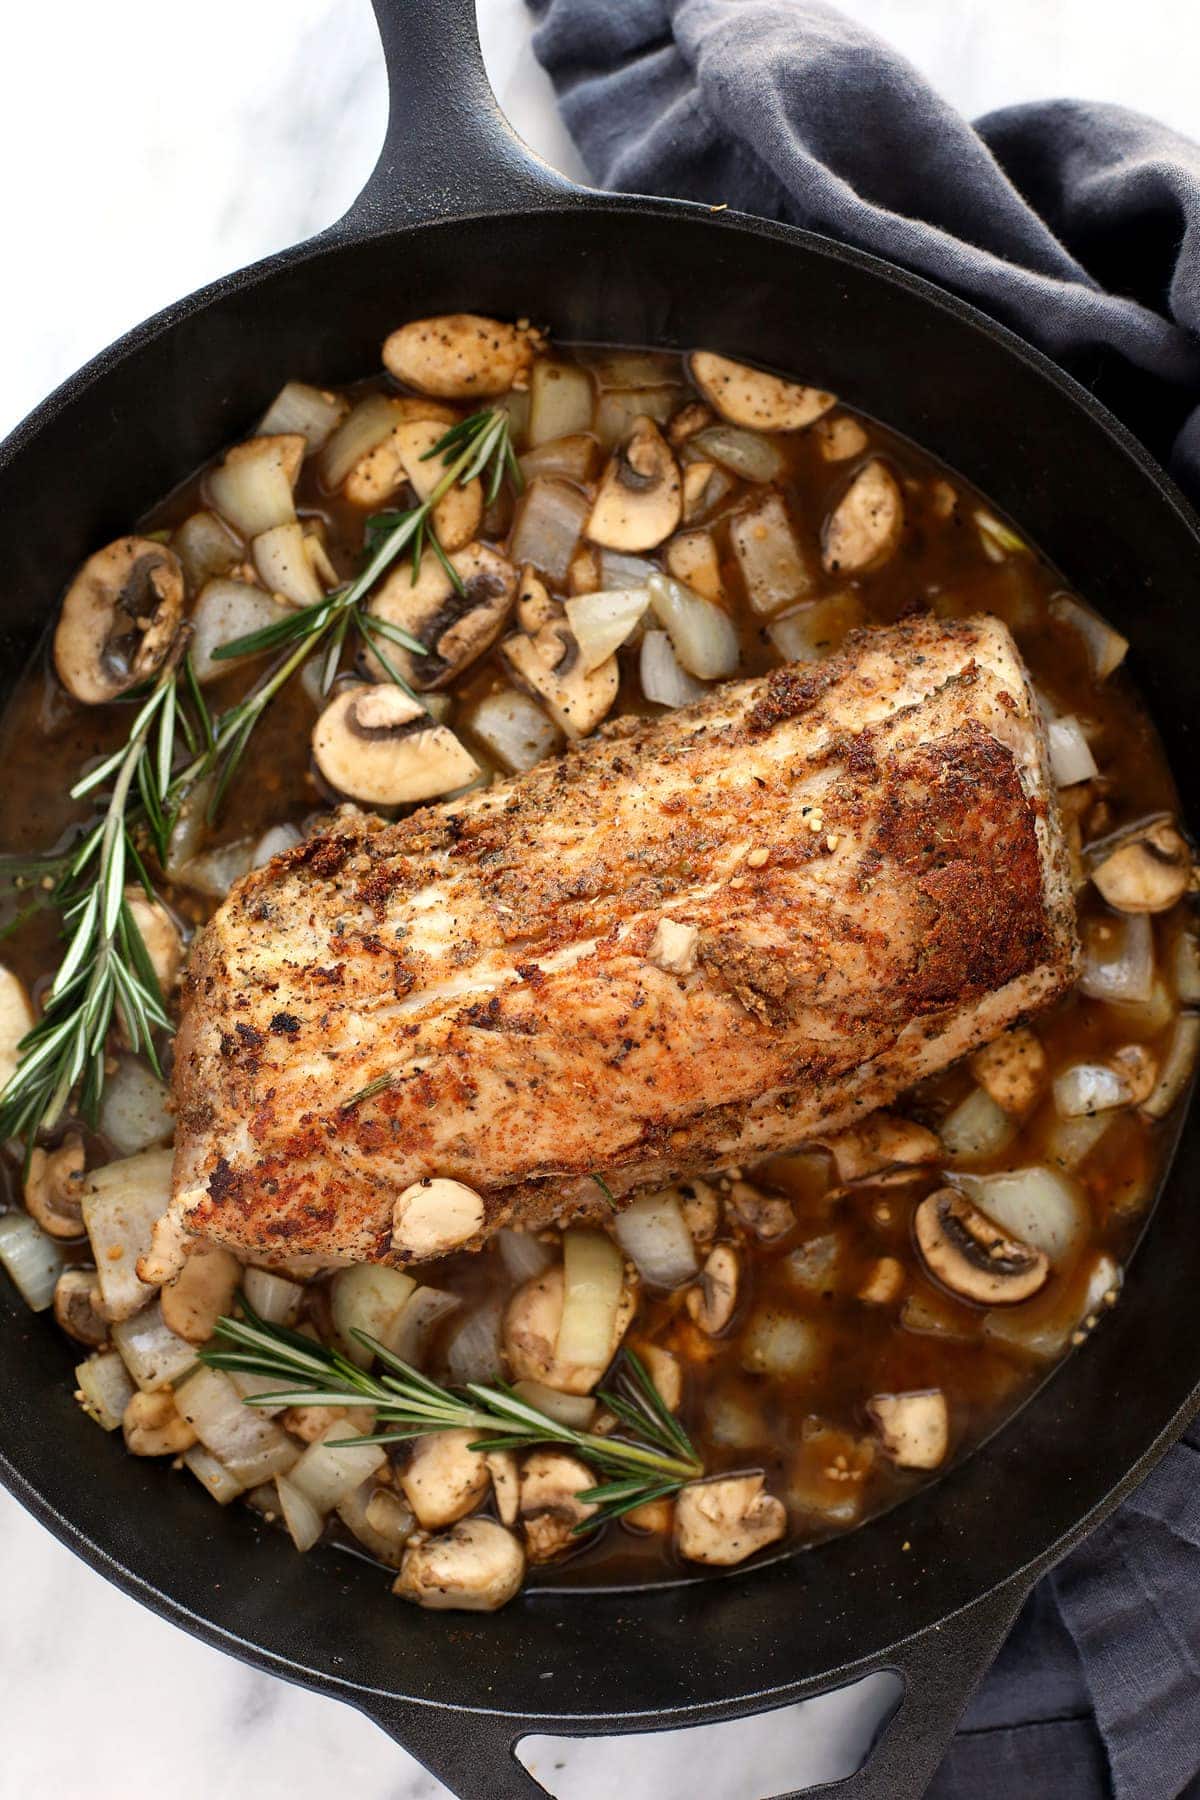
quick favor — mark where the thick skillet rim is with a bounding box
[1,192,1200,1728]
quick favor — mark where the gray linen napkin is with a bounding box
[527,3,1200,1791]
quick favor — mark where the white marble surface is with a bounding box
[0,2,1197,1796]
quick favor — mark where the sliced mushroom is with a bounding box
[124,887,184,997]
[1091,819,1193,914]
[913,1187,1049,1306]
[813,415,870,461]
[640,1344,682,1412]
[970,1027,1047,1117]
[500,621,619,739]
[340,397,458,507]
[867,1390,949,1470]
[349,415,482,550]
[674,1471,787,1566]
[391,1176,486,1260]
[668,401,715,447]
[1110,1043,1159,1107]
[393,1516,526,1612]
[53,538,184,705]
[726,1180,795,1242]
[856,1256,905,1307]
[504,1263,638,1395]
[160,1241,241,1344]
[821,459,905,575]
[686,1244,740,1334]
[515,564,559,633]
[822,1113,941,1184]
[568,546,601,596]
[24,1134,86,1239]
[367,544,518,690]
[677,1178,721,1248]
[400,1429,491,1529]
[585,418,682,553]
[53,1268,108,1346]
[681,459,735,522]
[688,352,835,433]
[485,1450,521,1527]
[123,1388,198,1457]
[383,314,545,399]
[665,529,724,604]
[518,1450,599,1563]
[312,684,480,806]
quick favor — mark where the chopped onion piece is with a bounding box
[444,1294,506,1384]
[565,588,650,673]
[208,439,298,537]
[229,1370,290,1416]
[289,1424,387,1516]
[0,1213,64,1312]
[111,1301,198,1392]
[600,550,660,591]
[984,1252,1121,1361]
[511,1379,597,1428]
[318,393,402,491]
[177,1366,300,1484]
[190,580,290,685]
[1044,1111,1114,1173]
[594,388,677,448]
[527,361,594,446]
[1106,978,1175,1036]
[741,1308,827,1379]
[509,478,590,584]
[557,1230,624,1370]
[82,1148,173,1322]
[1174,931,1200,1005]
[183,1443,247,1505]
[957,1167,1086,1265]
[730,493,813,615]
[257,381,347,452]
[277,1474,325,1552]
[496,1229,554,1284]
[331,1265,417,1368]
[640,631,707,708]
[519,434,599,484]
[939,1087,1016,1163]
[252,823,304,867]
[243,1266,304,1325]
[76,1351,136,1432]
[172,510,241,590]
[1140,1013,1200,1119]
[176,837,256,900]
[767,593,865,663]
[385,1285,462,1367]
[1080,913,1155,1005]
[612,1190,698,1290]
[1047,715,1098,787]
[975,509,1028,560]
[465,688,561,773]
[1051,593,1129,680]
[336,1475,414,1566]
[692,425,784,483]
[647,573,739,679]
[1053,1061,1131,1118]
[253,521,325,608]
[592,351,680,390]
[99,1056,172,1156]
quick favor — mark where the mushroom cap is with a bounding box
[518,1450,599,1563]
[393,1516,526,1612]
[53,537,184,705]
[400,1429,491,1529]
[674,1471,786,1566]
[686,1243,740,1334]
[689,351,836,433]
[24,1134,86,1239]
[867,1389,949,1470]
[500,621,619,739]
[383,314,543,399]
[367,544,518,691]
[341,397,458,507]
[1091,818,1193,914]
[586,418,682,553]
[391,1176,486,1260]
[312,684,480,807]
[913,1187,1049,1306]
[53,1268,108,1347]
[821,459,905,575]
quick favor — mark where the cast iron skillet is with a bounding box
[1,3,1199,1795]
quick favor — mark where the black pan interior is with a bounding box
[1,200,1198,1723]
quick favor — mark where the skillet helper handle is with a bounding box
[336,0,577,237]
[359,1578,1027,1799]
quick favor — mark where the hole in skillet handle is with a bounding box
[333,0,580,242]
[357,1578,1027,1799]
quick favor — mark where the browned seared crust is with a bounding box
[167,614,1077,1268]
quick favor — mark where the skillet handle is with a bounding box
[333,0,577,238]
[356,1576,1026,1799]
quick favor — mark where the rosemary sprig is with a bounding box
[0,654,188,1142]
[201,1301,703,1532]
